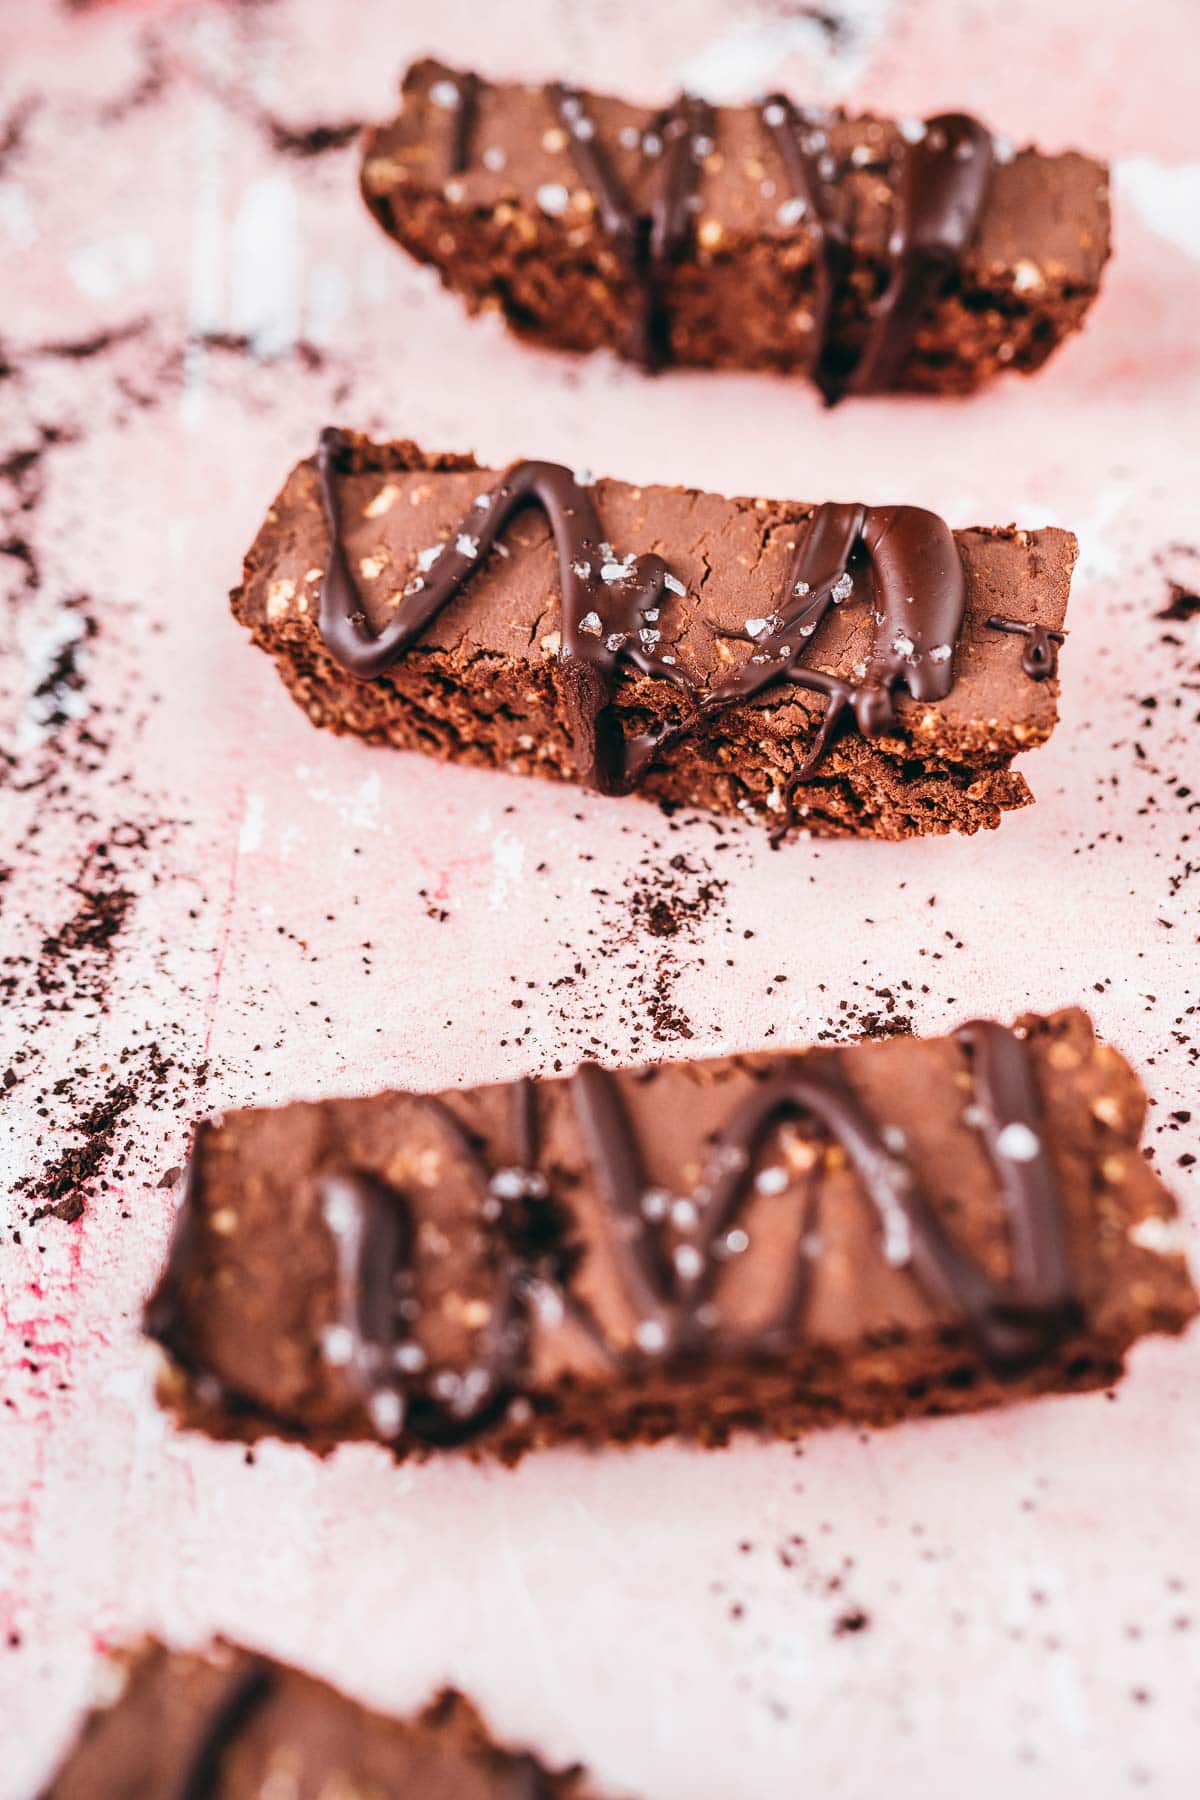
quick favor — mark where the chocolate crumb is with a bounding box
[833,1608,871,1636]
[18,1044,207,1225]
[1156,582,1200,622]
[266,118,363,158]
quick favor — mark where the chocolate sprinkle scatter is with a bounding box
[18,1045,200,1224]
[565,842,728,1054]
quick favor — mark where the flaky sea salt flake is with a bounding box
[321,1325,354,1368]
[536,182,570,216]
[996,1122,1041,1162]
[490,1168,528,1199]
[635,1319,668,1354]
[882,1212,913,1268]
[368,1390,404,1437]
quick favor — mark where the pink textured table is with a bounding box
[2,2,1198,1794]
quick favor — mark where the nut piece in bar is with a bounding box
[146,1009,1196,1463]
[231,429,1076,842]
[360,60,1111,398]
[42,1639,609,1798]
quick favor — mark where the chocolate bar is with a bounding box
[360,60,1110,398]
[230,429,1076,842]
[146,1010,1196,1461]
[42,1640,604,1797]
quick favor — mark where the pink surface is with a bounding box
[2,2,1199,1795]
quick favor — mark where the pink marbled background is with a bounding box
[1,2,1198,1795]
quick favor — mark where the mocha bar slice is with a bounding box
[42,1640,607,1798]
[360,59,1110,397]
[146,1009,1196,1462]
[230,430,1076,842]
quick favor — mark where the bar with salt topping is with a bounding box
[232,429,1077,841]
[146,1009,1196,1461]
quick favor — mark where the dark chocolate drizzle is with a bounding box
[175,1659,274,1800]
[568,1023,1077,1372]
[763,102,994,403]
[986,612,1064,679]
[760,94,851,398]
[425,61,478,176]
[315,428,685,795]
[954,1020,1076,1357]
[315,433,967,836]
[651,497,966,843]
[318,1168,415,1438]
[316,1097,528,1446]
[549,84,714,370]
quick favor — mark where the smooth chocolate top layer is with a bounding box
[146,1010,1196,1459]
[43,1641,602,1798]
